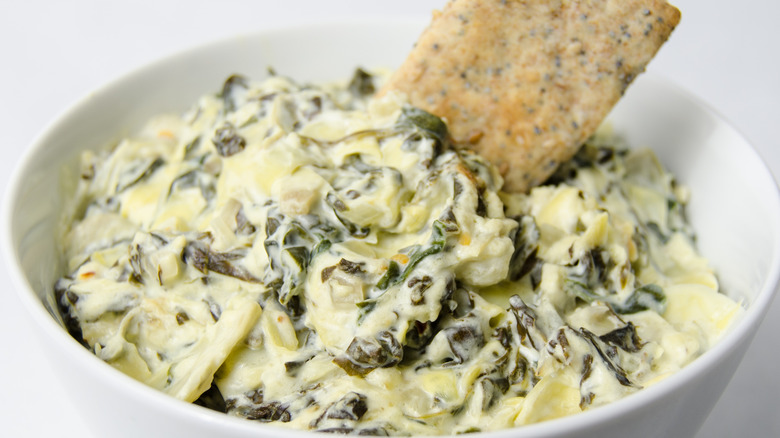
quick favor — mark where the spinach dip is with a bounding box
[55,70,742,435]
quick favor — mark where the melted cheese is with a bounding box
[55,71,742,435]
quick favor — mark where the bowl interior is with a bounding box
[4,19,780,438]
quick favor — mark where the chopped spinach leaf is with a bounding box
[220,74,248,113]
[115,157,165,193]
[599,322,644,352]
[348,68,375,97]
[610,284,666,314]
[212,123,247,157]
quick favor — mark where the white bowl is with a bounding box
[4,20,780,438]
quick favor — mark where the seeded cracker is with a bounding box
[380,0,681,192]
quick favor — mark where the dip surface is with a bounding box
[55,71,741,434]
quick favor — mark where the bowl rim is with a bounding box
[3,18,780,438]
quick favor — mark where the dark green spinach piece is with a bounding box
[334,331,403,376]
[610,284,666,314]
[373,219,454,292]
[578,328,637,388]
[396,106,449,146]
[219,74,248,113]
[167,169,216,202]
[564,279,602,303]
[348,68,375,97]
[263,211,340,305]
[212,123,247,157]
[508,215,540,281]
[182,238,259,283]
[326,192,370,238]
[115,157,165,193]
[599,322,644,352]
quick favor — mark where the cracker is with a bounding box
[380,0,680,192]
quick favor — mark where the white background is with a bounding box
[1,1,778,436]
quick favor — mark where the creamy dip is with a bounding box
[55,70,742,435]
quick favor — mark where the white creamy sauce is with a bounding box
[55,70,742,435]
